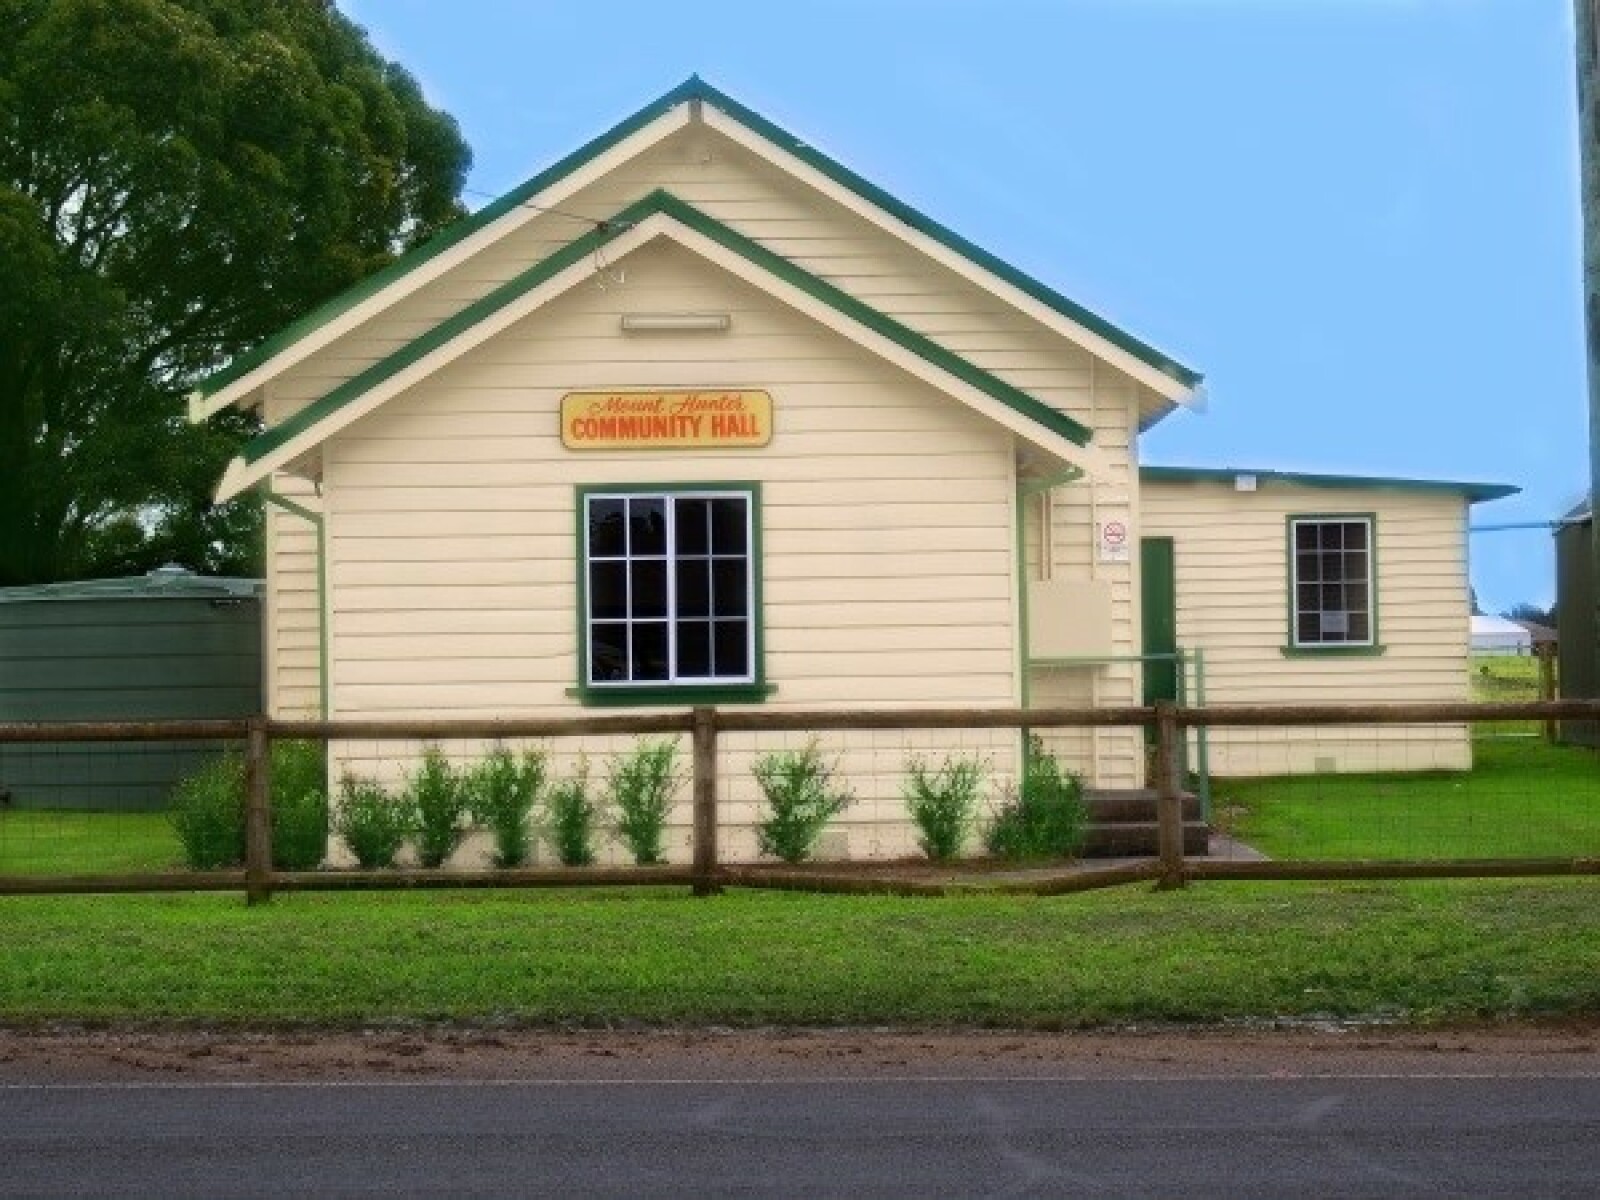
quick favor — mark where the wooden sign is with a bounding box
[561,390,772,450]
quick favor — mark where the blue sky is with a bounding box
[341,0,1585,614]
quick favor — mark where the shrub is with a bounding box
[409,746,469,868]
[334,774,414,869]
[607,739,680,866]
[904,755,985,862]
[169,755,246,869]
[271,740,329,871]
[985,738,1087,861]
[546,759,598,867]
[169,742,331,871]
[469,746,546,868]
[753,739,852,864]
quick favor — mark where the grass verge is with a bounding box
[0,811,181,876]
[1218,740,1600,860]
[1,880,1596,1026]
[1470,653,1547,737]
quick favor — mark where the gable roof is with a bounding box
[191,76,1201,420]
[685,79,1200,393]
[214,191,1113,501]
[1140,465,1518,504]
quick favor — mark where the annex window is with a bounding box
[1289,516,1376,648]
[581,489,757,688]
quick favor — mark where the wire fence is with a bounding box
[1196,704,1600,870]
[1,701,1597,899]
[1469,647,1557,740]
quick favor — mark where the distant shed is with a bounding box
[1557,501,1597,748]
[1470,615,1533,655]
[0,568,263,810]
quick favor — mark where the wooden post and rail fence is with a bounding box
[1,699,1598,900]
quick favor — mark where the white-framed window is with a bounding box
[580,487,757,688]
[1289,515,1376,648]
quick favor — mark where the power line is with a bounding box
[1470,521,1582,532]
[461,186,624,231]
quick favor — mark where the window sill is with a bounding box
[566,683,776,708]
[1279,645,1387,658]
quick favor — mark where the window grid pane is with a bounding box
[676,499,710,555]
[586,492,753,685]
[1291,518,1373,646]
[676,559,710,618]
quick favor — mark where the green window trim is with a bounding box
[1284,512,1381,653]
[574,480,767,707]
[1280,645,1389,659]
[567,683,776,708]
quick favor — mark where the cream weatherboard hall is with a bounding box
[192,79,1514,861]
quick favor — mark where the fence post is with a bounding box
[691,706,721,897]
[1153,700,1187,890]
[244,718,273,905]
[1537,644,1558,744]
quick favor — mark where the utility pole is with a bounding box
[1575,0,1600,698]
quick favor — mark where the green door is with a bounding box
[1141,537,1178,706]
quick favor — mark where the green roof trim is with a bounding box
[201,76,1199,402]
[242,190,1093,466]
[243,198,636,464]
[658,193,1093,448]
[1139,465,1519,504]
[688,78,1202,389]
[197,79,706,399]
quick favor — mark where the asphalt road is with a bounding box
[5,1071,1599,1198]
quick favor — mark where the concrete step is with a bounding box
[1084,788,1203,823]
[1082,821,1209,858]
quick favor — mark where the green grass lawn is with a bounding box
[0,810,183,876]
[1470,652,1550,738]
[1217,740,1600,861]
[5,737,1595,873]
[0,881,1595,1026]
[1471,653,1544,701]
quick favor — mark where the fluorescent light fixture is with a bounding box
[620,312,731,332]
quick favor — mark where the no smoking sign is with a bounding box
[1098,518,1130,563]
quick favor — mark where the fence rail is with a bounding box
[1,699,1597,900]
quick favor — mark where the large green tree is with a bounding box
[0,0,470,584]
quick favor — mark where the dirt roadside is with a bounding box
[2,1023,1597,1084]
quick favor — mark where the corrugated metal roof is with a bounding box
[0,568,263,604]
[1141,465,1518,504]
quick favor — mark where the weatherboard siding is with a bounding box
[318,241,1027,861]
[261,433,323,720]
[1141,479,1473,775]
[262,123,1165,440]
[1021,370,1144,787]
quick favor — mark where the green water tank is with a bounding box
[0,568,263,810]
